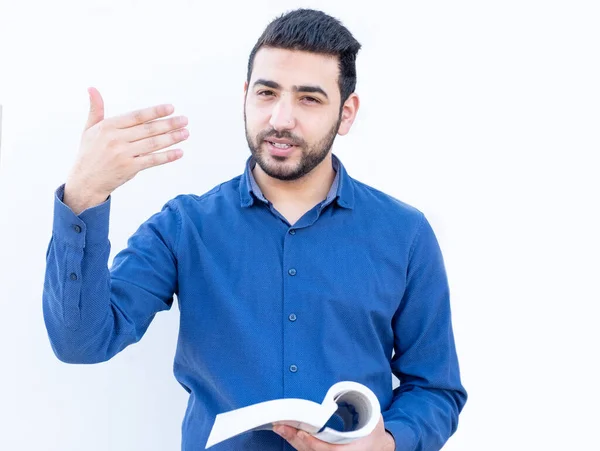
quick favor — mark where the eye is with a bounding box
[257,90,275,96]
[302,96,321,104]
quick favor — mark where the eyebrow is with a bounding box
[253,79,329,100]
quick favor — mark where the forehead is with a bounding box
[251,48,340,95]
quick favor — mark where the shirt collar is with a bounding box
[239,153,354,209]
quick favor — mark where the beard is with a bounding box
[244,110,342,181]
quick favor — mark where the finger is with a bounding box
[274,426,316,451]
[274,426,301,450]
[123,115,188,143]
[84,87,105,130]
[109,104,175,129]
[127,128,189,157]
[294,431,337,451]
[283,432,313,451]
[290,429,354,451]
[135,148,183,172]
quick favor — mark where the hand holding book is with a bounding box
[273,414,396,450]
[205,381,391,449]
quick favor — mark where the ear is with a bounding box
[337,93,360,136]
[243,81,249,106]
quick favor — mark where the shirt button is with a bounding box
[289,365,298,373]
[288,268,297,276]
[289,229,296,235]
[73,225,82,233]
[70,273,78,281]
[288,313,297,322]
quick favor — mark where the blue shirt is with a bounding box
[43,153,467,451]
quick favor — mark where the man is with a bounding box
[43,8,467,451]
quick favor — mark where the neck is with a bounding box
[252,153,336,207]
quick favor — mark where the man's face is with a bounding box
[244,48,343,181]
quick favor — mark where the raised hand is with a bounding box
[63,87,189,214]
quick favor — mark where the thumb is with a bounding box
[84,87,104,130]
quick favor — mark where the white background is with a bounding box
[1,0,599,449]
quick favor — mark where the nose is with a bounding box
[269,95,296,131]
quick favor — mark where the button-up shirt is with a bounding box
[43,153,467,450]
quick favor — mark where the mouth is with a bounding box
[264,139,297,157]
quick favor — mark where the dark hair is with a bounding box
[247,9,362,108]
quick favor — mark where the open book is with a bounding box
[205,381,381,449]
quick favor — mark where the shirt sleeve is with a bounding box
[42,184,180,364]
[382,213,467,451]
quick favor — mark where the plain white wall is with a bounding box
[1,0,599,449]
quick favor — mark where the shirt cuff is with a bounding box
[383,418,419,451]
[53,184,111,247]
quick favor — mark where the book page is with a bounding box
[205,398,337,448]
